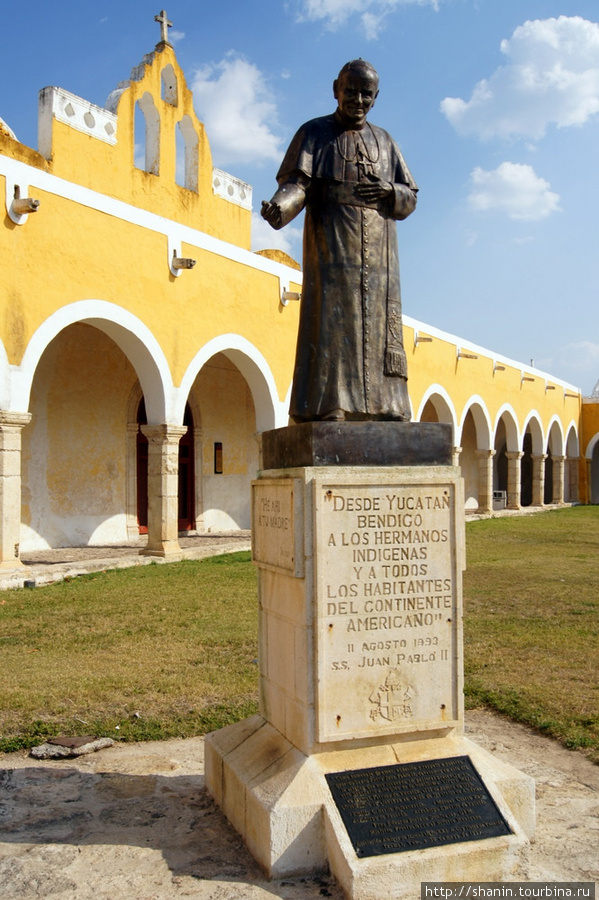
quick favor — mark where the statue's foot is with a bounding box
[322,408,345,421]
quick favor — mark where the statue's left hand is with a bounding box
[261,200,283,229]
[354,178,393,201]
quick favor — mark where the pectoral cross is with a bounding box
[154,9,173,45]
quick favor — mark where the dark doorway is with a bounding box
[520,432,533,507]
[136,399,195,534]
[178,404,195,531]
[495,441,508,494]
[136,399,148,534]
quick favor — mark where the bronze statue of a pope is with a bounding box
[262,59,418,423]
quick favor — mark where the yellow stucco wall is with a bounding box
[403,321,582,447]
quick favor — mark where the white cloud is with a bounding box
[251,213,303,261]
[170,30,186,44]
[441,16,599,140]
[538,341,599,393]
[296,0,440,39]
[191,55,283,167]
[468,162,561,221]
[563,341,599,372]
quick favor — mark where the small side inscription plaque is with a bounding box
[252,479,302,576]
[325,756,511,858]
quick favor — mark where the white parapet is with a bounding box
[38,87,118,158]
[212,168,252,210]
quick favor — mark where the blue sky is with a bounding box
[3,0,598,393]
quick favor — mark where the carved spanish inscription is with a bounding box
[325,756,511,858]
[315,478,460,742]
[252,480,302,576]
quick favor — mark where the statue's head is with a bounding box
[334,60,379,129]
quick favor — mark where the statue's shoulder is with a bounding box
[368,121,395,143]
[292,114,337,141]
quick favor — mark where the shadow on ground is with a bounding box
[0,757,341,900]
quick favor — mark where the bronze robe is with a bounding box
[273,112,418,422]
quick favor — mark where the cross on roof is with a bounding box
[154,9,173,45]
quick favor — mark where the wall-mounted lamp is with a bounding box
[281,290,301,306]
[457,349,478,360]
[8,185,40,225]
[171,252,196,270]
[493,362,506,373]
[168,236,197,277]
[545,384,556,392]
[13,197,40,215]
[521,375,535,383]
[414,331,433,346]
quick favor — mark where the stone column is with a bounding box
[452,445,462,467]
[140,424,187,559]
[476,448,495,514]
[568,457,580,503]
[0,412,32,568]
[506,451,523,510]
[552,455,566,505]
[531,453,547,507]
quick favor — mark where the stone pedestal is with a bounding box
[205,423,533,898]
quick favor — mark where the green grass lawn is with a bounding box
[0,553,259,751]
[463,506,599,761]
[1,507,598,762]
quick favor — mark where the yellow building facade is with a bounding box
[0,38,596,567]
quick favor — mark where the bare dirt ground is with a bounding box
[1,710,597,900]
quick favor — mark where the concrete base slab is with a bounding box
[205,716,533,898]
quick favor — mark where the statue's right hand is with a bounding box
[261,200,282,229]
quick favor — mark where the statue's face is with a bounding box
[334,71,379,129]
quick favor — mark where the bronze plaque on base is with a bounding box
[325,756,511,858]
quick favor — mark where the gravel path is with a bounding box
[1,533,252,590]
[1,710,597,899]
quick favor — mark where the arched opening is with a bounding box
[493,417,508,496]
[460,411,479,511]
[161,64,178,106]
[21,323,139,549]
[134,92,160,175]
[420,400,439,422]
[546,421,563,505]
[136,398,195,534]
[565,427,580,503]
[189,352,258,530]
[176,115,199,191]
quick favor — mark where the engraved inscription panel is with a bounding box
[252,480,299,575]
[315,478,460,742]
[325,756,511,858]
